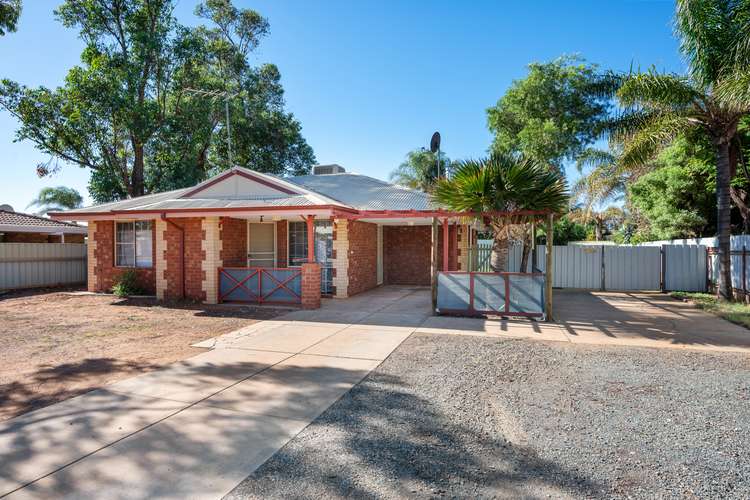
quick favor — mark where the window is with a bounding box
[115,221,153,268]
[288,221,333,293]
[288,221,308,267]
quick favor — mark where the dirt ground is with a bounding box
[0,288,288,421]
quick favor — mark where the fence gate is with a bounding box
[604,246,661,291]
[219,267,301,304]
[664,245,707,292]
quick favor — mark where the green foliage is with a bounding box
[0,0,315,203]
[538,215,590,245]
[487,55,616,171]
[609,0,750,299]
[388,149,454,192]
[628,136,716,240]
[112,269,144,297]
[26,186,83,215]
[432,153,569,219]
[0,0,21,36]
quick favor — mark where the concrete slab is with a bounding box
[225,323,345,353]
[303,327,414,360]
[190,320,291,348]
[555,290,750,353]
[354,312,429,330]
[107,349,291,403]
[0,390,185,497]
[8,405,309,500]
[201,354,380,421]
[279,309,371,325]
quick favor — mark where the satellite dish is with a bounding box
[430,131,441,153]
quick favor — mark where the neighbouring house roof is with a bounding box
[0,209,88,234]
[49,166,436,220]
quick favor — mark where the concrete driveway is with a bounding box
[419,289,750,354]
[1,286,431,499]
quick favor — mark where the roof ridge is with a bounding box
[0,209,83,227]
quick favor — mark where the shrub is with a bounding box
[112,269,144,297]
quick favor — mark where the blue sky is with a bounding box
[0,0,682,211]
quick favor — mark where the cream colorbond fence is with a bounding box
[0,243,87,290]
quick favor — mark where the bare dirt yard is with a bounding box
[0,288,287,421]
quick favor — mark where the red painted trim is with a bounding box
[51,204,357,220]
[306,215,315,263]
[182,169,299,198]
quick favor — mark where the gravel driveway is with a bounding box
[226,333,750,499]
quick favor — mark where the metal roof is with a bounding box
[288,173,433,210]
[50,167,434,218]
[0,210,88,233]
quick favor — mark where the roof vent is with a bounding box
[312,164,346,175]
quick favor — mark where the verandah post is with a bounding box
[431,216,438,311]
[442,218,449,271]
[545,213,554,322]
[306,215,315,263]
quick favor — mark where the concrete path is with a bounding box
[1,287,431,500]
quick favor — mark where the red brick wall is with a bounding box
[276,220,287,267]
[1,232,85,243]
[347,220,378,296]
[163,218,204,301]
[220,217,246,267]
[383,225,455,286]
[301,262,321,309]
[92,220,156,294]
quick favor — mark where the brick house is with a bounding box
[0,209,88,243]
[51,165,475,309]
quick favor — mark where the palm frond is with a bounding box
[617,71,702,111]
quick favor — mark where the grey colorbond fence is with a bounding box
[468,242,708,292]
[0,243,87,290]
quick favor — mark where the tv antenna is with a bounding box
[185,88,241,167]
[430,131,442,178]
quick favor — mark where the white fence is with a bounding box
[0,243,87,290]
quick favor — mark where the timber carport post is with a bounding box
[545,213,554,322]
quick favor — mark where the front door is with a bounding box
[247,222,276,267]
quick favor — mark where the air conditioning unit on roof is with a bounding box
[312,164,346,175]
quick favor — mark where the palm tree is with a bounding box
[611,0,750,300]
[27,186,83,215]
[389,149,453,192]
[433,153,568,272]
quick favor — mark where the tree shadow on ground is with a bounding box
[228,372,603,499]
[0,358,159,420]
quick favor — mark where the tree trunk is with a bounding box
[519,224,532,272]
[716,140,734,300]
[730,187,750,234]
[594,222,603,241]
[490,226,509,272]
[131,139,145,197]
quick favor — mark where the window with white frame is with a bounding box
[115,221,153,268]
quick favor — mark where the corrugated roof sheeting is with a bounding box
[289,173,432,210]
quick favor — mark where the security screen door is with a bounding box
[247,223,276,267]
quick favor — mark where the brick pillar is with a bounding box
[331,219,349,298]
[155,218,168,300]
[201,217,222,304]
[87,222,97,292]
[301,262,321,309]
[458,224,471,271]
